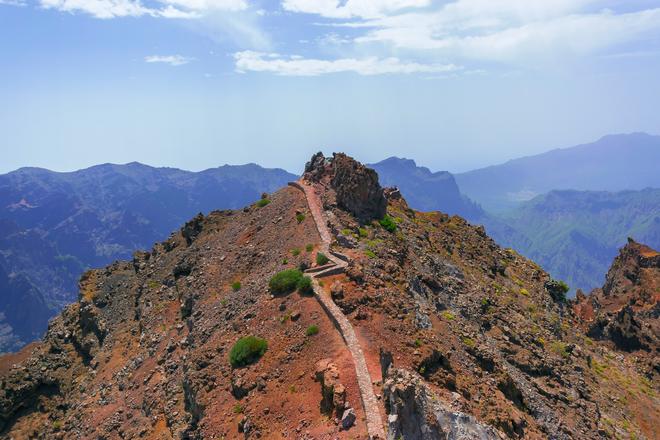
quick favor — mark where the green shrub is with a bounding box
[305,244,314,252]
[379,215,397,233]
[462,337,476,348]
[358,227,368,238]
[316,252,329,265]
[519,288,529,296]
[341,228,352,236]
[231,281,241,292]
[291,248,301,256]
[233,403,244,414]
[269,269,303,294]
[305,325,319,336]
[256,198,271,208]
[365,250,376,259]
[546,279,570,302]
[229,336,268,367]
[414,338,422,348]
[441,310,455,321]
[297,275,314,295]
[296,213,306,223]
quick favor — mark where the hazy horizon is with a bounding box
[2,1,660,174]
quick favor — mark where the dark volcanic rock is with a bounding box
[304,152,386,222]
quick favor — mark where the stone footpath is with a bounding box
[289,181,386,439]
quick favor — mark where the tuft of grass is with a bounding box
[365,250,376,259]
[550,341,570,359]
[358,227,368,238]
[441,310,455,321]
[297,276,314,295]
[462,337,476,348]
[231,281,241,292]
[305,244,314,252]
[341,228,352,236]
[519,288,529,296]
[256,198,271,208]
[296,213,306,223]
[269,269,304,295]
[233,403,244,414]
[148,280,160,289]
[229,336,268,368]
[379,215,397,233]
[414,338,422,348]
[291,248,301,256]
[305,325,319,336]
[316,252,329,265]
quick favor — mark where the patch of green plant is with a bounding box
[379,214,397,232]
[282,258,288,265]
[269,269,304,294]
[316,252,329,265]
[462,337,476,348]
[305,244,314,252]
[305,325,319,336]
[358,227,368,238]
[53,420,62,431]
[291,248,301,256]
[279,313,291,323]
[233,403,244,414]
[148,280,160,289]
[441,310,455,321]
[297,275,314,295]
[341,228,352,236]
[220,298,227,307]
[549,341,570,359]
[229,336,268,368]
[256,198,271,208]
[296,213,305,223]
[591,358,607,375]
[519,288,529,296]
[414,338,422,348]
[365,250,376,259]
[231,281,241,292]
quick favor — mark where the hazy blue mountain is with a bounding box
[369,157,485,219]
[455,133,660,213]
[0,162,296,352]
[486,189,660,294]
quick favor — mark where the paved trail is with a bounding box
[289,181,386,440]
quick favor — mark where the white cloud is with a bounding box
[282,0,660,68]
[234,50,459,75]
[40,0,153,18]
[282,0,431,19]
[38,0,246,18]
[145,54,194,65]
[0,0,27,6]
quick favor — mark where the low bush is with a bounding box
[379,215,397,233]
[305,244,314,252]
[297,275,314,295]
[231,281,241,292]
[305,325,319,336]
[291,248,301,256]
[229,336,268,367]
[545,279,570,302]
[365,250,376,259]
[316,252,329,265]
[358,227,368,238]
[256,198,271,208]
[296,213,306,223]
[269,269,303,294]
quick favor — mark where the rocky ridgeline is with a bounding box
[304,152,387,222]
[573,238,659,373]
[0,153,658,440]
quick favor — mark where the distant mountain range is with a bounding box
[455,133,660,213]
[369,157,484,219]
[487,189,660,293]
[0,162,296,352]
[1,133,658,352]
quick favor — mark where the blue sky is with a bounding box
[1,0,660,174]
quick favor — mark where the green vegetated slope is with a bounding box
[488,188,660,293]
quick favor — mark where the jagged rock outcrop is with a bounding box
[573,239,659,356]
[381,350,501,440]
[304,152,387,222]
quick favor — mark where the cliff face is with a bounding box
[1,154,658,440]
[573,239,659,371]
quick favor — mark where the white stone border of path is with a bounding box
[289,181,386,440]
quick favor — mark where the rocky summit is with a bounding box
[1,153,658,440]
